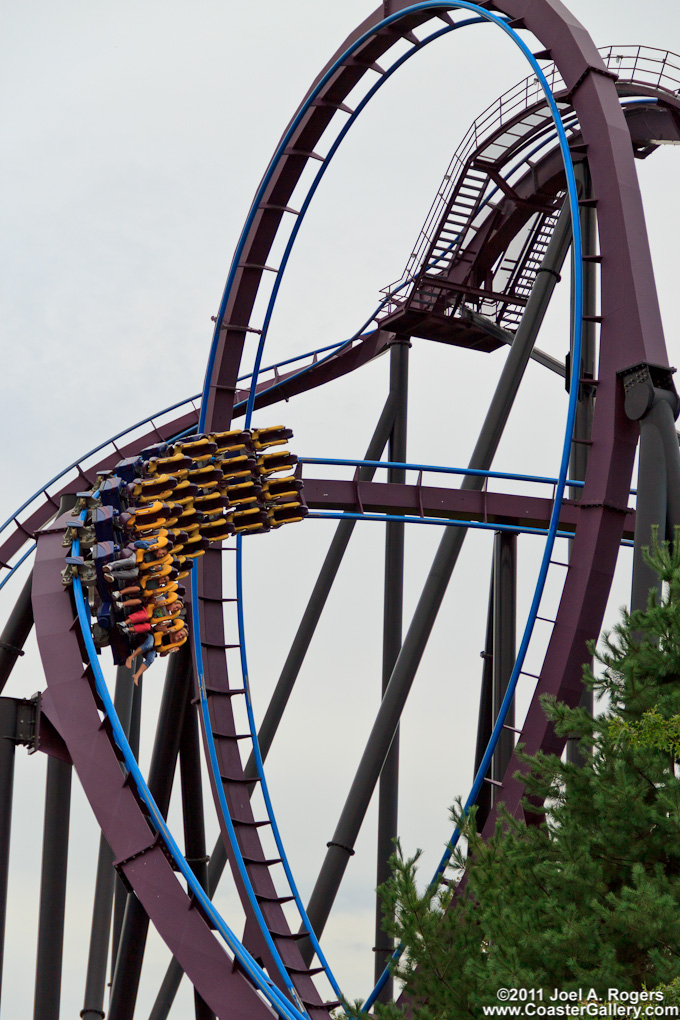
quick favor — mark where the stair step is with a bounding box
[243,856,283,867]
[211,730,252,741]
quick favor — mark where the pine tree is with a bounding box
[361,536,680,1019]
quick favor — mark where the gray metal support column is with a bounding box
[179,702,214,1020]
[82,666,136,1020]
[33,756,72,1020]
[0,699,17,1009]
[656,397,680,536]
[81,839,115,1020]
[108,644,191,1020]
[375,340,409,996]
[622,365,680,613]
[303,199,574,951]
[491,532,516,788]
[631,412,667,612]
[0,571,33,694]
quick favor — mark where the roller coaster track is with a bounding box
[5,4,680,1019]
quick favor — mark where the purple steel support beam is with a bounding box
[302,477,636,537]
[375,339,409,998]
[0,700,17,1011]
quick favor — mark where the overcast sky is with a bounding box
[2,1,680,1017]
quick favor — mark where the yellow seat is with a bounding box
[139,563,173,586]
[262,475,303,502]
[186,465,223,488]
[172,480,199,506]
[233,507,269,534]
[210,429,251,455]
[129,474,178,500]
[255,451,297,477]
[221,479,262,505]
[268,502,308,528]
[176,437,217,462]
[251,426,293,451]
[147,452,193,479]
[138,552,173,573]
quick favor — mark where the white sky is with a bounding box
[2,1,680,1017]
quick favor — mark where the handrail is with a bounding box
[300,455,586,490]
